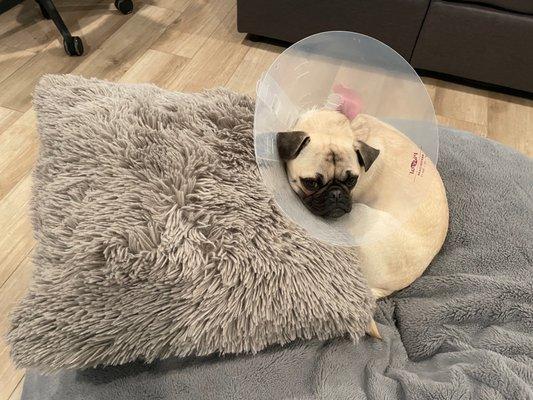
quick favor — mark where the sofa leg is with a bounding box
[247,34,263,42]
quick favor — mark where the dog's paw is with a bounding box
[365,319,382,340]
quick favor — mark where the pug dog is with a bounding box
[278,109,449,338]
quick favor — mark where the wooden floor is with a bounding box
[0,0,531,398]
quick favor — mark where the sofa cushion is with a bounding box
[237,0,431,60]
[412,0,533,93]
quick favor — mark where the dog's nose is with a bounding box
[329,188,343,200]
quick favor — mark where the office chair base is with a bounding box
[37,2,51,19]
[115,0,133,14]
[36,0,132,56]
[63,36,84,56]
[36,0,84,56]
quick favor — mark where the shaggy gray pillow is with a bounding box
[8,74,374,372]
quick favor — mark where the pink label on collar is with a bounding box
[409,151,426,181]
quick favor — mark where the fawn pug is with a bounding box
[277,109,449,337]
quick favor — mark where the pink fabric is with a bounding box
[333,84,363,120]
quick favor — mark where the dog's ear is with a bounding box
[277,131,310,161]
[355,141,380,171]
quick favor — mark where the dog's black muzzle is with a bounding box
[303,183,352,219]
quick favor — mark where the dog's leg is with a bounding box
[365,287,391,340]
[371,287,391,299]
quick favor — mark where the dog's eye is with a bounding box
[343,174,358,188]
[301,178,321,192]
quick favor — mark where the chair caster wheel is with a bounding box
[63,36,84,56]
[114,0,133,14]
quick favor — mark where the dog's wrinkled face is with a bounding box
[277,110,379,219]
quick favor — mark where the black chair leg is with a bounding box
[35,0,50,19]
[35,0,84,56]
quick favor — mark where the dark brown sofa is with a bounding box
[237,0,533,93]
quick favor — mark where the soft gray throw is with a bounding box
[22,127,533,399]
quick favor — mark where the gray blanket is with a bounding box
[22,128,533,400]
